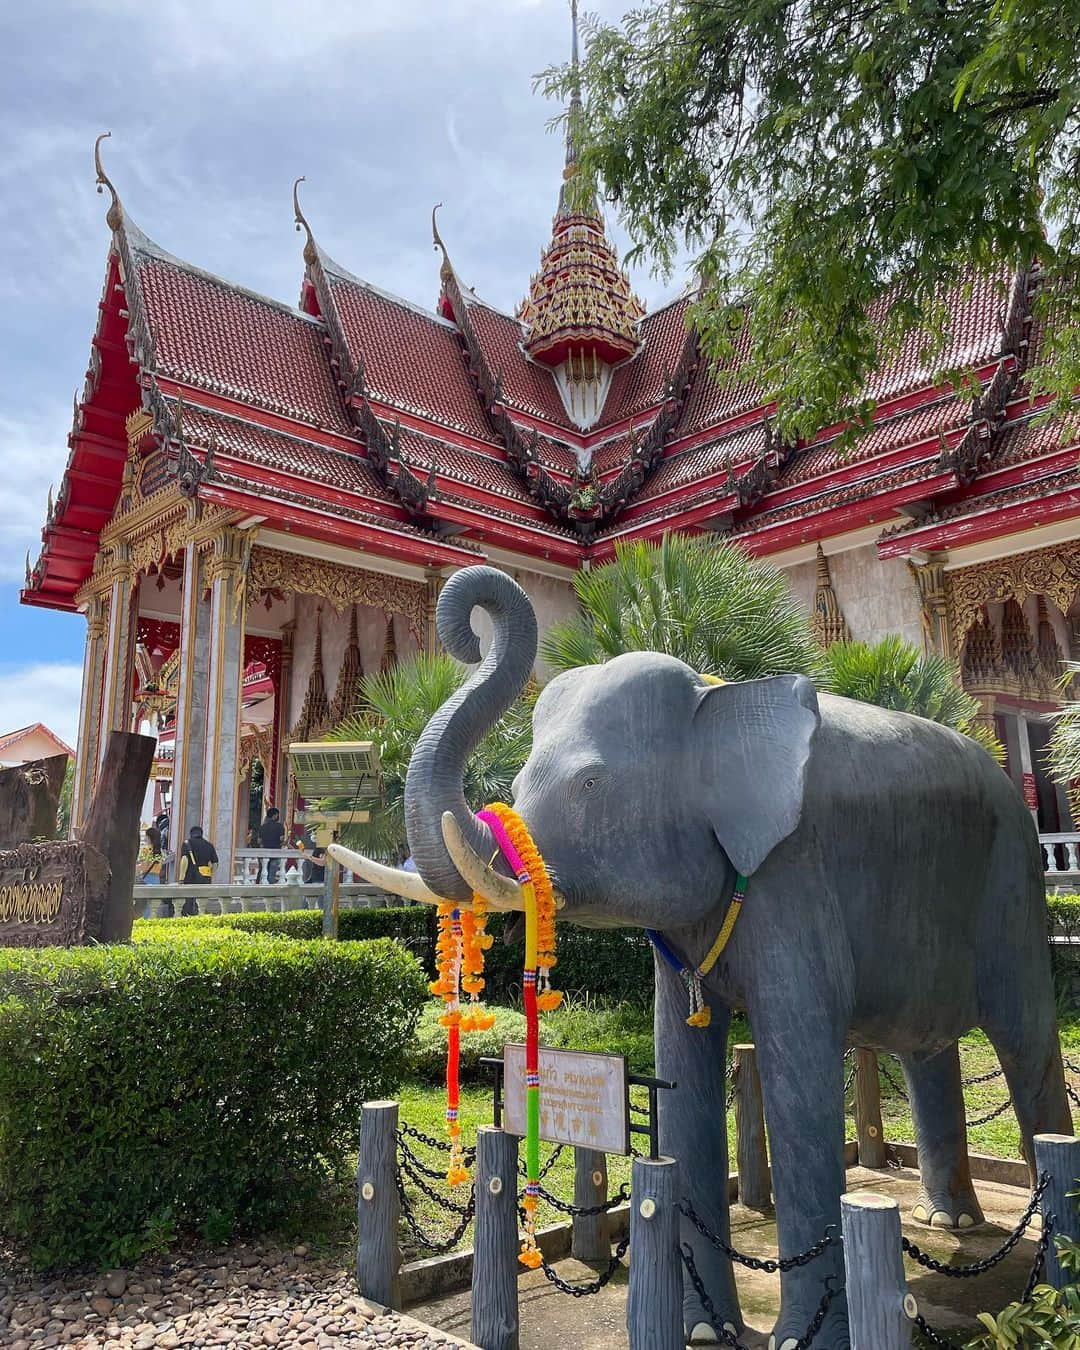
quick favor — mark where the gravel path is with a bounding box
[0,1243,475,1350]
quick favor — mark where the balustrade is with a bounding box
[133,881,402,918]
[1039,832,1080,880]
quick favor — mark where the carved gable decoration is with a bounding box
[946,540,1080,645]
[809,544,850,647]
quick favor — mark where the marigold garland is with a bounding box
[477,803,560,1268]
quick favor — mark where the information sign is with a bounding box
[502,1044,630,1155]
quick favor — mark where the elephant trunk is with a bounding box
[404,566,537,903]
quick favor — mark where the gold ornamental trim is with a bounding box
[248,546,425,641]
[945,539,1080,647]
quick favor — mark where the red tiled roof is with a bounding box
[128,236,350,433]
[0,723,75,759]
[735,458,939,534]
[325,269,496,443]
[393,426,544,510]
[674,317,763,438]
[465,301,573,428]
[600,296,693,427]
[630,424,766,507]
[879,461,1080,543]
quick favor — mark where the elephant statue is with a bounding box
[332,565,1070,1349]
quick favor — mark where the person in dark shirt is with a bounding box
[259,807,285,883]
[178,826,218,916]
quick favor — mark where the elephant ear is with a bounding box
[693,674,821,877]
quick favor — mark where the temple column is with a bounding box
[200,528,248,881]
[70,593,107,833]
[274,619,295,813]
[908,552,954,660]
[424,568,445,652]
[98,541,136,756]
[1016,715,1040,826]
[171,542,212,842]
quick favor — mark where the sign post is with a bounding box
[502,1044,630,1155]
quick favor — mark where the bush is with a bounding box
[134,906,435,974]
[0,933,425,1269]
[541,997,656,1076]
[136,909,653,1004]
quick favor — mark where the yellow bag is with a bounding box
[198,864,213,878]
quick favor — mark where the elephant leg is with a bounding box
[653,949,741,1344]
[751,1005,849,1350]
[901,1044,983,1230]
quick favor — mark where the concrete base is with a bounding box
[407,1163,1044,1350]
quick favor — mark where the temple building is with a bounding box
[21,38,1080,872]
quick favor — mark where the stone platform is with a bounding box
[408,1163,1044,1348]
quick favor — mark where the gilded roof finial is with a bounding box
[431,203,453,285]
[94,132,123,231]
[292,176,319,266]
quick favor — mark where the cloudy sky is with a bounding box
[0,0,683,749]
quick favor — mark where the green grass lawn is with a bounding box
[388,1005,1080,1261]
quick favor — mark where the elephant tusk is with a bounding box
[327,843,446,907]
[441,811,524,912]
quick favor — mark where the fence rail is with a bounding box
[133,882,401,917]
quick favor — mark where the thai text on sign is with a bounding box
[503,1044,630,1155]
[0,880,63,924]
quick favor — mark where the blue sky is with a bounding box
[0,0,683,748]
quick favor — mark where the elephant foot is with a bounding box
[770,1291,849,1350]
[688,1320,739,1345]
[911,1185,984,1231]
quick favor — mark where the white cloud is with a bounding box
[0,662,82,749]
[0,405,76,582]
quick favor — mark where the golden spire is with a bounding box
[292,176,319,267]
[94,132,123,231]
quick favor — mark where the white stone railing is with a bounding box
[1041,833,1080,881]
[133,882,404,919]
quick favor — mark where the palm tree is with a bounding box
[820,635,1004,761]
[540,533,823,679]
[1047,663,1080,785]
[324,652,534,859]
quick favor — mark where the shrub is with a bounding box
[136,909,653,1004]
[0,933,425,1269]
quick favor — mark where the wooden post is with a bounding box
[80,730,156,943]
[471,1126,519,1350]
[733,1044,770,1211]
[842,1192,914,1349]
[322,853,340,939]
[1034,1134,1080,1288]
[0,753,69,848]
[572,1147,609,1263]
[854,1049,887,1168]
[627,1155,682,1350]
[356,1100,401,1309]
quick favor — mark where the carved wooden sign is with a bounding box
[0,841,110,948]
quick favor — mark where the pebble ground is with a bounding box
[0,1243,475,1350]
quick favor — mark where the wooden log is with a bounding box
[79,731,156,944]
[0,754,69,848]
[471,1126,519,1350]
[733,1043,770,1211]
[356,1100,402,1309]
[1034,1133,1080,1288]
[626,1155,682,1350]
[842,1192,914,1349]
[854,1049,887,1169]
[571,1146,609,1263]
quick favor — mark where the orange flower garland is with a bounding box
[482,803,562,1014]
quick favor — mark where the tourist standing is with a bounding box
[178,825,218,916]
[136,826,164,918]
[259,806,285,883]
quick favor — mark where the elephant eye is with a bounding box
[583,777,597,791]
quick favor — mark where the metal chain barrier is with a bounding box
[912,1210,1056,1347]
[679,1244,840,1350]
[531,1181,631,1216]
[397,1132,458,1182]
[1065,1080,1080,1111]
[398,1154,475,1217]
[965,1097,1013,1129]
[680,1199,841,1272]
[518,1143,566,1181]
[960,1064,1005,1087]
[398,1121,476,1162]
[901,1173,1048,1278]
[394,1168,476,1254]
[880,1057,910,1100]
[536,1229,631,1297]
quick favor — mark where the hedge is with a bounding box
[138,908,654,1005]
[0,933,425,1269]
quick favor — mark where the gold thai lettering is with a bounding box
[0,881,64,924]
